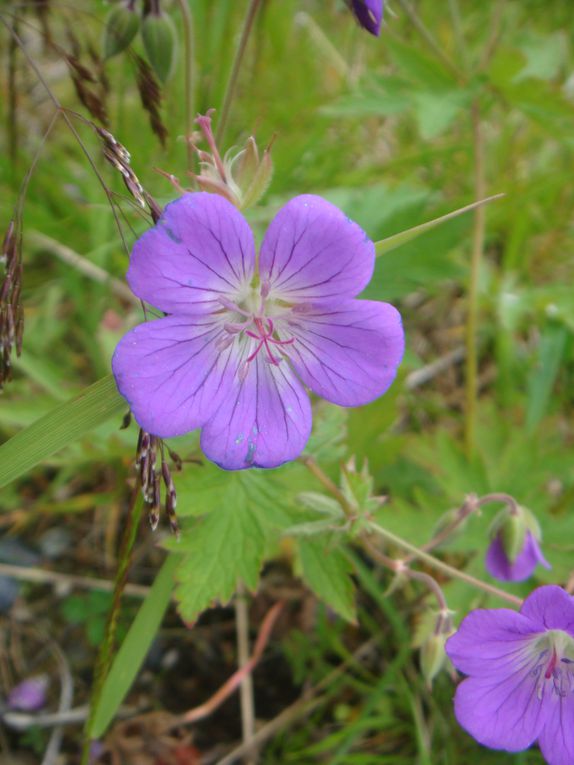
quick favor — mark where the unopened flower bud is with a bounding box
[103,3,141,59]
[420,632,447,688]
[141,11,178,83]
[486,506,550,582]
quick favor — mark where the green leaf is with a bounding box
[374,195,504,258]
[297,537,356,623]
[0,375,126,488]
[89,554,178,738]
[526,322,568,432]
[170,472,272,623]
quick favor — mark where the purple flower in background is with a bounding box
[7,675,48,711]
[486,529,551,582]
[349,0,384,36]
[112,193,404,470]
[446,586,574,765]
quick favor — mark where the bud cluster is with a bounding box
[135,429,180,536]
[0,220,24,391]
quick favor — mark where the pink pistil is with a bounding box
[545,648,559,679]
[245,318,294,366]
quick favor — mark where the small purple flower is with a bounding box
[112,193,404,470]
[349,0,384,36]
[486,529,551,582]
[7,675,48,711]
[446,586,574,765]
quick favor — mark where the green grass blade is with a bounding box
[374,194,504,257]
[0,374,125,488]
[89,554,178,738]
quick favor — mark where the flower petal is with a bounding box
[284,299,404,406]
[446,608,540,678]
[453,667,548,752]
[538,694,574,765]
[351,0,384,36]
[200,352,312,470]
[520,586,574,635]
[127,193,255,313]
[259,195,375,301]
[486,531,551,582]
[112,314,237,437]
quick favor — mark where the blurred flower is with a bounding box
[486,529,551,582]
[486,506,550,582]
[349,0,384,36]
[446,585,574,765]
[7,675,48,711]
[113,193,404,469]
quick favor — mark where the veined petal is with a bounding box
[486,531,551,583]
[285,299,404,406]
[538,694,574,765]
[259,195,375,301]
[520,586,574,635]
[446,609,540,678]
[453,666,548,752]
[200,351,312,470]
[127,193,255,313]
[112,314,236,437]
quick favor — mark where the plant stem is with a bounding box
[367,521,522,607]
[216,0,262,144]
[80,491,144,765]
[397,0,459,79]
[464,100,486,457]
[235,583,256,765]
[175,0,195,172]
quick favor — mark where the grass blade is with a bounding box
[0,374,125,488]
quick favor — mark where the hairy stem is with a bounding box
[235,582,256,764]
[464,100,486,457]
[175,0,195,172]
[216,0,262,144]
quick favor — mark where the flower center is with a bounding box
[216,288,295,379]
[530,630,574,699]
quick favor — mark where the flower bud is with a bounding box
[420,633,447,688]
[103,3,141,60]
[486,506,551,582]
[141,11,178,83]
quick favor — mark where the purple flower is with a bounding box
[7,675,48,711]
[486,529,551,582]
[112,193,404,470]
[349,0,384,36]
[446,586,574,765]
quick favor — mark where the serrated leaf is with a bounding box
[170,473,273,623]
[0,375,126,488]
[90,554,178,738]
[297,537,356,623]
[304,403,348,462]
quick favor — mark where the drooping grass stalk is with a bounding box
[464,101,486,457]
[80,491,144,765]
[175,0,195,171]
[216,0,262,144]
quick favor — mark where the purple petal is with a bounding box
[453,666,548,752]
[112,314,237,437]
[538,694,574,765]
[520,585,574,634]
[446,608,539,677]
[486,531,551,583]
[259,195,375,302]
[200,353,312,470]
[285,299,404,406]
[350,0,383,36]
[127,193,255,313]
[8,675,48,711]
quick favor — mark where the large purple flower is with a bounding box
[486,529,551,582]
[446,586,574,765]
[112,193,404,470]
[349,0,384,36]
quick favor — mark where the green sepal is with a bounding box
[103,4,141,60]
[141,11,178,83]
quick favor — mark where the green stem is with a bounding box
[175,0,195,172]
[367,521,522,607]
[464,101,486,457]
[216,0,262,144]
[80,491,144,764]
